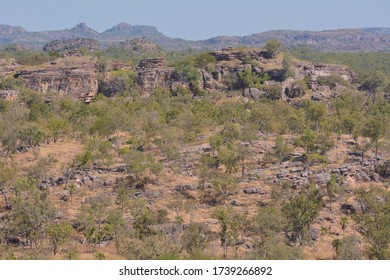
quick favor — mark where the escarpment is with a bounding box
[3,46,357,102]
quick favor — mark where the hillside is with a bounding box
[0,41,390,261]
[1,23,390,52]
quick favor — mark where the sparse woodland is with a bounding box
[0,40,390,260]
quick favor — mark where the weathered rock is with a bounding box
[136,58,189,96]
[341,203,362,215]
[276,170,290,178]
[293,178,310,187]
[309,228,320,241]
[371,173,382,182]
[243,187,267,195]
[175,184,197,192]
[60,190,70,202]
[0,89,18,100]
[138,57,166,68]
[145,191,162,199]
[293,61,357,83]
[288,161,303,167]
[43,38,99,52]
[290,167,304,173]
[358,170,371,182]
[345,139,356,145]
[284,83,306,98]
[243,87,265,99]
[311,93,325,101]
[209,49,268,62]
[311,172,331,186]
[201,70,219,90]
[15,61,98,102]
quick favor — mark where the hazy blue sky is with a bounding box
[2,0,390,40]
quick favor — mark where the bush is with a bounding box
[264,39,282,59]
[15,52,51,65]
[0,77,23,90]
[317,74,348,89]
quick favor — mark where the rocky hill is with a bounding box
[0,46,358,103]
[100,23,163,40]
[1,44,390,261]
[0,24,26,35]
[1,23,390,52]
[43,38,100,52]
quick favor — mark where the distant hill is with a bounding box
[1,23,390,52]
[100,23,163,39]
[0,24,26,35]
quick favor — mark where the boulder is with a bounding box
[341,203,362,215]
[244,88,265,99]
[243,187,267,195]
[284,83,306,98]
[309,228,320,241]
[311,172,331,186]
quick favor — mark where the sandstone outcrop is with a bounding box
[43,38,100,52]
[15,61,98,102]
[293,61,357,83]
[136,58,190,95]
[209,48,269,62]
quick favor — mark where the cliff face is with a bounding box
[293,61,357,83]
[15,60,99,102]
[4,47,357,101]
[136,58,191,96]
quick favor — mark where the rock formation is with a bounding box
[210,47,269,62]
[136,58,191,95]
[293,61,357,83]
[15,61,98,102]
[43,38,100,52]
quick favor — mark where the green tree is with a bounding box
[282,192,323,244]
[361,115,384,160]
[78,196,122,245]
[46,221,73,256]
[123,150,163,189]
[274,136,292,163]
[303,101,327,131]
[264,39,282,58]
[251,206,285,244]
[0,161,17,209]
[8,185,56,247]
[167,193,186,223]
[213,206,244,258]
[181,222,211,259]
[333,236,363,260]
[211,171,238,205]
[47,117,68,143]
[355,188,390,259]
[325,174,340,212]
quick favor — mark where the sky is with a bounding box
[1,0,390,40]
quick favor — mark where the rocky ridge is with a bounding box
[2,47,358,102]
[43,38,100,52]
